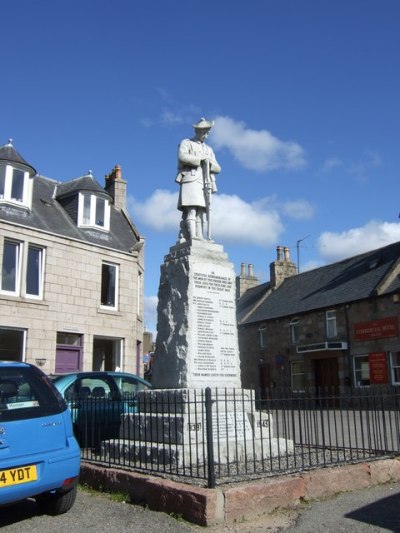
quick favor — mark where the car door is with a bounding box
[64,376,121,449]
[112,375,150,413]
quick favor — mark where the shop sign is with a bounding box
[369,352,388,384]
[354,317,399,341]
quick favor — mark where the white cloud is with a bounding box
[321,152,382,182]
[160,110,185,126]
[322,157,342,172]
[211,116,306,172]
[212,194,284,246]
[318,221,400,262]
[128,190,180,231]
[128,190,284,246]
[281,199,315,220]
[140,117,154,128]
[348,152,382,183]
[301,259,324,272]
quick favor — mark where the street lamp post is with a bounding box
[296,235,310,273]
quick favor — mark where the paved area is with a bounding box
[1,482,399,532]
[285,482,400,533]
[206,482,400,532]
[0,489,195,533]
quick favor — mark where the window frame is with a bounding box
[1,240,23,295]
[25,245,45,299]
[259,323,267,348]
[353,354,370,387]
[290,317,300,344]
[100,261,119,310]
[0,164,31,208]
[326,309,337,338]
[78,192,110,231]
[389,351,400,385]
[1,240,45,300]
[291,360,305,391]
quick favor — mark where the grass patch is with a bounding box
[79,483,131,503]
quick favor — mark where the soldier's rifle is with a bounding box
[202,159,212,240]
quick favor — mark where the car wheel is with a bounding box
[36,485,77,515]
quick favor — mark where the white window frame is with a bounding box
[290,317,300,344]
[78,193,110,230]
[0,164,32,208]
[353,354,370,387]
[25,245,45,299]
[389,351,400,385]
[1,240,23,295]
[100,261,119,310]
[259,324,267,348]
[326,309,337,338]
[1,240,45,299]
[291,361,305,391]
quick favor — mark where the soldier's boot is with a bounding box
[196,218,205,240]
[186,218,197,240]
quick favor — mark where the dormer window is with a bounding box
[78,193,110,230]
[0,164,31,208]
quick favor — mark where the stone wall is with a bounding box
[239,294,400,390]
[0,222,144,374]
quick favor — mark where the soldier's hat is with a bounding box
[192,117,214,130]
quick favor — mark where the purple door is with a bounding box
[55,346,82,373]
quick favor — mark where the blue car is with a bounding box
[0,361,80,514]
[51,371,151,448]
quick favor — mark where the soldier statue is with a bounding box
[175,118,221,241]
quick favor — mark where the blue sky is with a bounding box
[2,0,400,334]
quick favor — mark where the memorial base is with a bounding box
[102,388,294,468]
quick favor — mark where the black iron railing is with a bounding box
[71,386,400,488]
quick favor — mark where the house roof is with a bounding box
[0,174,141,252]
[236,281,271,324]
[56,174,110,199]
[240,241,400,325]
[0,141,36,175]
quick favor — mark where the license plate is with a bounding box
[0,465,38,487]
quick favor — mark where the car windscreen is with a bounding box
[0,366,66,422]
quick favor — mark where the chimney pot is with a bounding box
[248,264,254,277]
[240,263,246,276]
[114,165,122,180]
[284,247,290,262]
[277,246,284,261]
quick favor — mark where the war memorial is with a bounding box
[104,119,293,473]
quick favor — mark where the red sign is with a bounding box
[369,352,388,385]
[354,317,399,341]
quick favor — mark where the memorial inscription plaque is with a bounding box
[192,268,239,382]
[152,240,242,389]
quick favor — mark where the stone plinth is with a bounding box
[151,240,241,389]
[102,388,294,468]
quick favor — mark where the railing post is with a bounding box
[205,387,216,488]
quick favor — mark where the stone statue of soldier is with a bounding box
[175,118,221,241]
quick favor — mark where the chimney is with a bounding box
[270,245,297,288]
[236,263,259,299]
[105,164,127,211]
